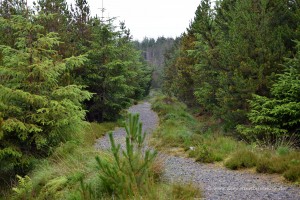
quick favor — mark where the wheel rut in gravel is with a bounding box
[95,101,300,200]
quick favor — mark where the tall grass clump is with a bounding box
[190,135,247,163]
[225,149,258,170]
[256,149,300,182]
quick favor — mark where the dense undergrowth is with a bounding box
[151,94,300,184]
[2,113,201,200]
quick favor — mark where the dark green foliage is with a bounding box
[79,19,151,122]
[95,113,157,198]
[0,0,28,18]
[163,33,198,106]
[237,41,300,143]
[69,0,91,55]
[34,0,74,57]
[225,150,257,170]
[0,15,91,175]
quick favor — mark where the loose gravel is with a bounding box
[95,101,300,200]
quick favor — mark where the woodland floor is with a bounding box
[95,101,300,200]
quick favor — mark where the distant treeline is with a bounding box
[134,37,175,88]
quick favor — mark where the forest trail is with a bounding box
[95,101,300,200]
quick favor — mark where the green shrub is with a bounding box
[225,149,257,170]
[256,157,272,173]
[170,183,202,200]
[205,136,243,162]
[256,150,300,175]
[188,135,245,163]
[256,156,289,174]
[194,145,215,163]
[12,175,33,200]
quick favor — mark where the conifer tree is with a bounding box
[0,14,91,174]
[34,0,73,57]
[0,0,29,47]
[0,0,28,18]
[237,41,300,143]
[212,0,291,128]
[79,18,151,121]
[69,0,91,55]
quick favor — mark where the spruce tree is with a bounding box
[69,0,91,55]
[34,0,73,57]
[0,14,91,174]
[237,41,300,143]
[79,18,151,121]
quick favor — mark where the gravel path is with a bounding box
[95,101,300,200]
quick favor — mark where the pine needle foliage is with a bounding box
[95,113,157,199]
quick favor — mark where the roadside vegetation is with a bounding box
[151,93,300,184]
[4,114,201,200]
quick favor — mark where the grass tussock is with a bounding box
[170,183,202,200]
[189,136,247,163]
[225,149,257,170]
[255,150,300,183]
[284,165,300,182]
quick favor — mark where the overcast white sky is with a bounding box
[28,0,200,41]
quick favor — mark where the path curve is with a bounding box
[95,102,300,200]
